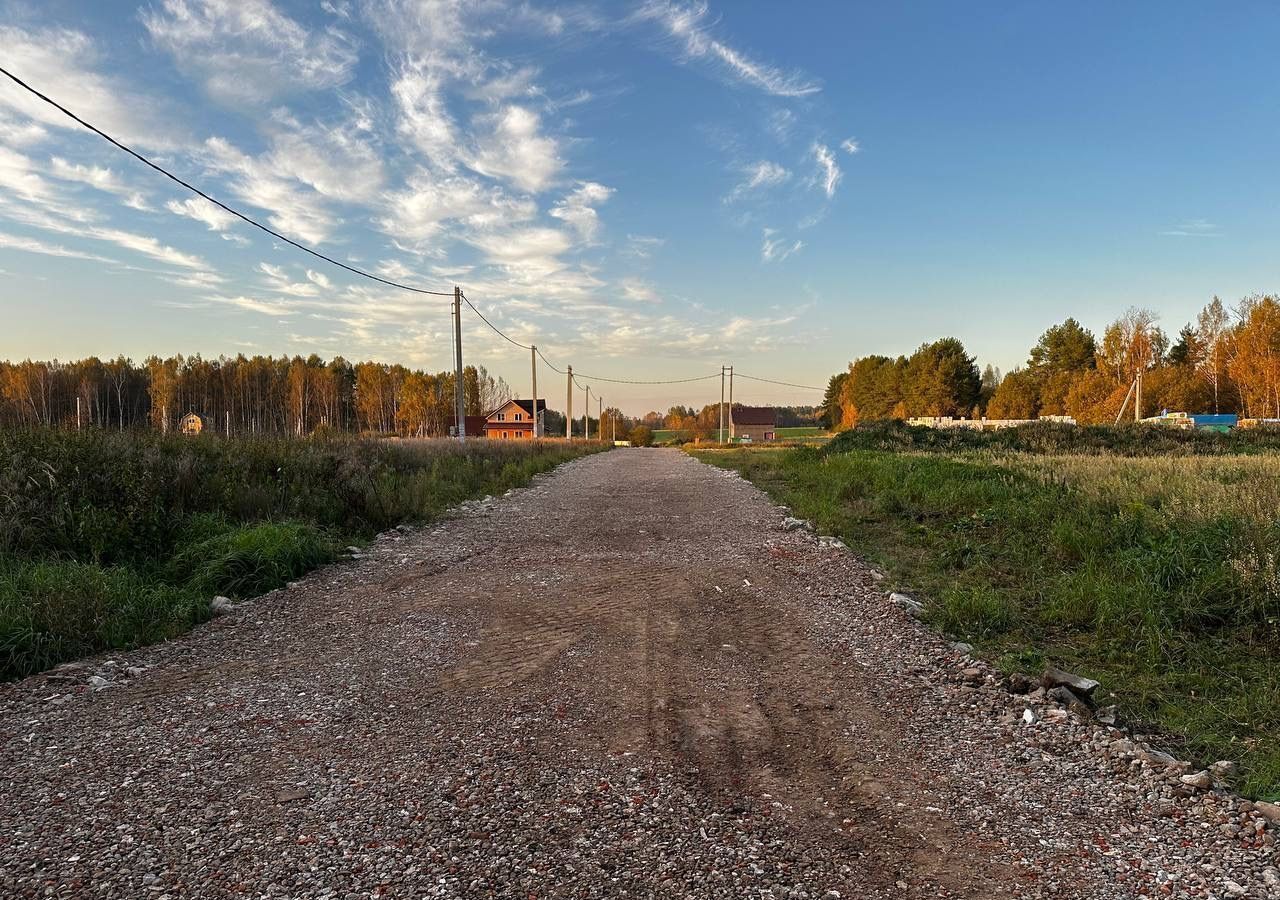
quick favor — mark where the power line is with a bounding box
[463,295,722,385]
[735,373,825,391]
[0,66,455,298]
[535,346,566,375]
[572,371,720,385]
[460,292,532,349]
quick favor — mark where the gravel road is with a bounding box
[2,448,1277,899]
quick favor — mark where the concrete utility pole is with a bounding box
[728,365,734,441]
[566,365,573,439]
[1135,368,1143,422]
[452,286,466,441]
[719,366,726,443]
[530,345,539,438]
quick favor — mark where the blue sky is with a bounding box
[1,1,1277,413]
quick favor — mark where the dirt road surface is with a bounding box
[2,449,1277,899]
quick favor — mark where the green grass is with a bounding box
[776,426,829,438]
[650,426,829,445]
[0,429,606,678]
[692,426,1280,800]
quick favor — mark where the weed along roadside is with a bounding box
[691,421,1280,801]
[0,429,608,680]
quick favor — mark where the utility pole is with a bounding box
[452,286,465,441]
[719,366,726,443]
[76,396,81,431]
[530,345,539,438]
[566,365,573,439]
[598,396,603,444]
[1135,368,1143,423]
[584,384,590,440]
[225,410,230,435]
[728,365,734,441]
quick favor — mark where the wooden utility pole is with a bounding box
[566,365,573,439]
[597,396,603,443]
[530,345,539,438]
[452,286,465,441]
[584,384,590,440]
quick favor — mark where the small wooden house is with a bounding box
[179,412,203,436]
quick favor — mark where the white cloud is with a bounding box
[637,2,820,97]
[141,0,359,103]
[201,137,338,244]
[0,26,181,149]
[48,157,126,195]
[466,105,562,193]
[166,197,238,231]
[624,234,666,260]
[619,277,661,304]
[725,160,789,202]
[812,142,841,199]
[840,137,860,154]
[0,231,117,264]
[761,227,803,263]
[88,226,209,270]
[1160,219,1221,237]
[0,111,48,147]
[549,181,614,241]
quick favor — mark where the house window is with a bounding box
[515,412,523,421]
[502,431,509,439]
[497,413,505,421]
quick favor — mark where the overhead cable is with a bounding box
[735,373,825,391]
[0,66,454,297]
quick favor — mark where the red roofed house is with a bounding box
[732,406,777,442]
[484,399,546,440]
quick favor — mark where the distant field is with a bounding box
[651,426,829,444]
[694,422,1280,799]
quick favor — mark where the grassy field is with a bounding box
[652,425,830,444]
[692,422,1280,799]
[0,429,605,679]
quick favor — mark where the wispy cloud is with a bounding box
[637,2,821,97]
[811,143,841,199]
[761,227,803,263]
[549,182,614,242]
[166,197,238,231]
[141,0,360,104]
[725,160,789,203]
[1159,219,1221,238]
[840,137,860,154]
[0,230,117,264]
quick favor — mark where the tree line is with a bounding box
[0,354,519,437]
[823,294,1280,427]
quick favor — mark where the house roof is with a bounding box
[733,406,776,426]
[486,398,546,417]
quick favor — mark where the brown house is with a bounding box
[484,399,546,440]
[732,406,777,442]
[179,412,203,436]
